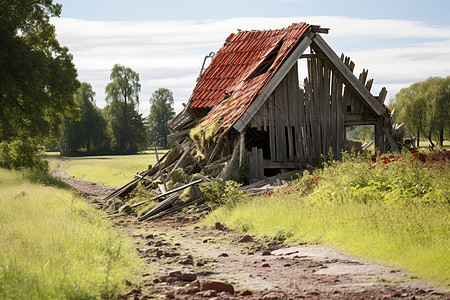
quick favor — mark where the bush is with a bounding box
[0,139,49,171]
[199,179,244,205]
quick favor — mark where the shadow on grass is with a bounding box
[22,169,73,190]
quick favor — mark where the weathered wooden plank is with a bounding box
[268,95,276,161]
[139,194,178,221]
[163,143,194,184]
[234,36,312,132]
[378,87,387,104]
[257,148,264,180]
[305,74,313,163]
[336,74,344,159]
[366,79,374,92]
[323,59,331,155]
[383,127,400,154]
[131,179,203,208]
[239,131,245,167]
[330,68,337,157]
[312,35,385,116]
[251,147,258,181]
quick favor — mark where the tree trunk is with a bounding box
[121,99,127,152]
[416,129,420,148]
[439,128,444,147]
[428,130,435,149]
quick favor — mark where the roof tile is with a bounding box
[188,22,311,133]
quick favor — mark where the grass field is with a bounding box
[48,150,168,188]
[0,168,142,299]
[205,152,450,285]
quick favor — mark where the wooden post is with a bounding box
[239,131,245,167]
[154,144,167,191]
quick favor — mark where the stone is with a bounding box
[215,222,227,230]
[262,251,271,256]
[168,271,182,278]
[260,263,270,268]
[238,235,254,243]
[219,253,229,257]
[180,273,197,281]
[239,290,253,296]
[200,280,234,294]
[201,290,217,297]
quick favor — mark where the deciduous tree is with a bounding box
[148,88,175,148]
[393,76,449,147]
[105,64,141,152]
[0,0,80,142]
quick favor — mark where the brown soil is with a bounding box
[55,167,449,300]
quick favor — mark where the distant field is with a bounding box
[47,150,168,188]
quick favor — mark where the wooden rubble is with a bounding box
[102,28,408,220]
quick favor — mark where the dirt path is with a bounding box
[54,165,448,299]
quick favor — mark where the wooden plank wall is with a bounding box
[247,54,383,181]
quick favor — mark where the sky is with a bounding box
[51,0,450,115]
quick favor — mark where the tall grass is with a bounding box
[0,168,142,299]
[205,153,450,285]
[53,151,167,187]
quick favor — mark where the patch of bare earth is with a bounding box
[56,169,449,300]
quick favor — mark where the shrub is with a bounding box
[0,138,48,171]
[199,179,244,205]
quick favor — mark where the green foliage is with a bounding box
[393,76,450,147]
[199,179,244,205]
[346,125,374,143]
[0,0,80,143]
[0,138,48,171]
[205,154,450,284]
[60,82,110,156]
[0,168,142,299]
[148,88,176,148]
[105,64,147,153]
[190,120,220,156]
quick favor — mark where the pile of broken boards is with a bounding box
[101,143,293,222]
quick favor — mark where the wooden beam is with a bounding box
[311,34,386,116]
[239,131,245,167]
[131,179,203,208]
[383,127,400,154]
[233,36,313,132]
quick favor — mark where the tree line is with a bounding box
[0,0,174,170]
[390,76,449,148]
[57,65,175,156]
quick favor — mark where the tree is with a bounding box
[59,83,109,156]
[105,64,141,152]
[148,88,175,148]
[0,0,80,142]
[393,82,427,148]
[393,76,449,147]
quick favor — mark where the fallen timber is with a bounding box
[101,23,410,221]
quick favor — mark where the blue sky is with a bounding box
[53,0,450,114]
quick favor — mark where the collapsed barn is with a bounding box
[104,22,405,217]
[166,22,401,182]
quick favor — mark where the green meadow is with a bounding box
[53,150,167,187]
[0,169,142,299]
[205,153,450,285]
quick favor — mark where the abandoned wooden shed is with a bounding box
[166,22,401,183]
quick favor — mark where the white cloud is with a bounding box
[51,16,450,114]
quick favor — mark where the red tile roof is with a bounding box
[188,22,311,133]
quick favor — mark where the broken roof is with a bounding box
[188,22,311,133]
